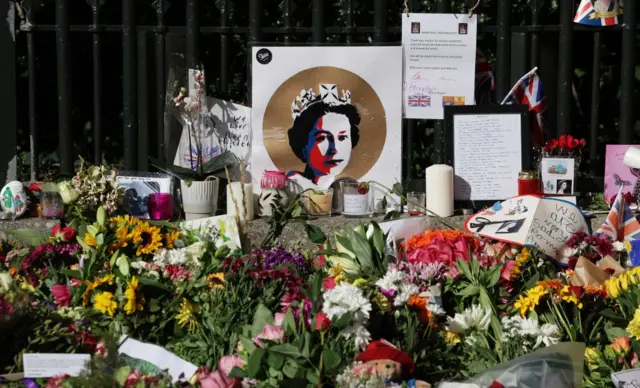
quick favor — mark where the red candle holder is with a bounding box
[518,171,541,196]
[148,193,173,221]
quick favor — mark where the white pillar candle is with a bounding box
[425,164,454,217]
[226,183,254,221]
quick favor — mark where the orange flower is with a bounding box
[584,285,607,298]
[405,230,472,252]
[9,268,16,276]
[536,279,563,291]
[408,295,436,326]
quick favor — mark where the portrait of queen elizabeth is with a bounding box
[286,84,362,186]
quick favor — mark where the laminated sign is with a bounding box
[465,195,588,262]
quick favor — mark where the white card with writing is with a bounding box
[612,368,640,387]
[119,336,198,382]
[465,195,588,261]
[540,157,575,195]
[23,353,90,378]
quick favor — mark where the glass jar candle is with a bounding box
[40,191,64,219]
[261,170,288,190]
[340,181,374,217]
[518,171,541,196]
[148,193,173,221]
[303,189,333,216]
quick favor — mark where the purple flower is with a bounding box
[253,245,309,271]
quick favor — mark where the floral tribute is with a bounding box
[3,204,640,388]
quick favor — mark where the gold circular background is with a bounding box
[262,66,387,180]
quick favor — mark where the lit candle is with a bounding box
[425,164,454,217]
[226,183,255,221]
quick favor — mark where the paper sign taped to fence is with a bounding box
[611,368,640,387]
[23,353,90,378]
[465,195,588,262]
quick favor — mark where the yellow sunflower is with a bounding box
[94,291,117,317]
[164,231,181,249]
[123,276,145,314]
[109,214,140,228]
[84,233,98,248]
[207,272,225,289]
[130,222,163,256]
[176,298,200,333]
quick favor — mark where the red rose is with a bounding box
[558,135,567,149]
[550,139,558,149]
[315,312,331,331]
[569,137,579,149]
[357,183,369,194]
[51,225,76,243]
[579,138,587,147]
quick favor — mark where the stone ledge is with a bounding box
[0,213,607,250]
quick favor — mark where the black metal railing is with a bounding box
[0,0,637,192]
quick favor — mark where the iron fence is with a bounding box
[0,0,638,192]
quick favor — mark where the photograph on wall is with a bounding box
[604,144,640,205]
[117,173,172,219]
[540,158,575,195]
[251,46,403,200]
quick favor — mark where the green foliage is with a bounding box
[149,152,237,183]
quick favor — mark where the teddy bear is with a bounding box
[355,339,431,388]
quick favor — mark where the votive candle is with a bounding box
[425,164,454,217]
[148,193,173,221]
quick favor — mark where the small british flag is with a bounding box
[595,187,640,241]
[574,0,623,27]
[408,95,431,107]
[501,68,547,146]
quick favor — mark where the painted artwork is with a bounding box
[540,158,575,195]
[251,46,402,201]
[465,195,588,263]
[604,144,640,204]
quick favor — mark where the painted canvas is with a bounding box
[604,144,640,204]
[251,46,402,202]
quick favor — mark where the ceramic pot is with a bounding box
[180,177,219,220]
[259,188,289,217]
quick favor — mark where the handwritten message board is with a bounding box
[174,97,251,180]
[465,195,588,262]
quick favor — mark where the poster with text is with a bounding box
[251,46,402,197]
[605,144,640,205]
[402,13,477,120]
[465,195,588,263]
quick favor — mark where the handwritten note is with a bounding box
[465,196,588,262]
[453,114,522,201]
[174,97,251,180]
[343,194,368,214]
[23,353,90,378]
[402,13,477,119]
[612,368,640,387]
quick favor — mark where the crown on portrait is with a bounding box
[291,84,352,120]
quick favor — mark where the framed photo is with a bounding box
[444,104,531,210]
[540,158,576,195]
[117,172,173,219]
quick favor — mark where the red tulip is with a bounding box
[315,312,331,331]
[51,225,76,242]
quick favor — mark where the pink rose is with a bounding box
[218,355,246,377]
[500,260,515,281]
[198,367,240,388]
[253,324,285,347]
[452,237,472,262]
[323,277,336,290]
[408,240,454,267]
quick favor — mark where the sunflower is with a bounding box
[176,298,200,333]
[84,233,98,248]
[123,276,144,314]
[130,222,163,256]
[94,291,117,317]
[164,231,181,249]
[207,272,225,289]
[109,214,140,228]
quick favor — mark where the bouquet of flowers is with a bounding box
[540,134,587,167]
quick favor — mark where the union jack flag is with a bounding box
[408,95,431,107]
[574,0,623,27]
[475,49,495,105]
[501,68,547,146]
[595,187,640,241]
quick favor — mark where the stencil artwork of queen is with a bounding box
[286,84,361,187]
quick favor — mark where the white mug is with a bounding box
[624,147,640,169]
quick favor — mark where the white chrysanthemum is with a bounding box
[323,283,372,322]
[394,283,420,307]
[427,303,446,316]
[342,323,371,351]
[561,247,579,258]
[446,304,491,334]
[535,323,561,348]
[375,269,405,291]
[613,241,626,252]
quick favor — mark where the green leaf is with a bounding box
[456,259,473,280]
[456,284,480,297]
[60,269,82,279]
[391,182,404,196]
[322,348,341,372]
[282,361,299,379]
[335,235,355,258]
[229,366,248,379]
[269,344,301,357]
[267,352,284,370]
[291,205,302,218]
[8,229,47,247]
[306,370,320,385]
[149,299,161,313]
[117,255,130,277]
[384,210,400,220]
[605,325,629,341]
[304,224,326,244]
[248,348,266,378]
[251,304,275,336]
[371,223,385,257]
[239,336,258,354]
[345,229,373,270]
[301,332,311,359]
[137,277,171,291]
[486,265,503,288]
[282,309,297,336]
[149,156,197,180]
[200,151,238,175]
[115,367,131,386]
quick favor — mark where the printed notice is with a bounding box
[612,368,640,387]
[453,114,522,201]
[402,13,477,119]
[23,353,90,378]
[465,195,588,262]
